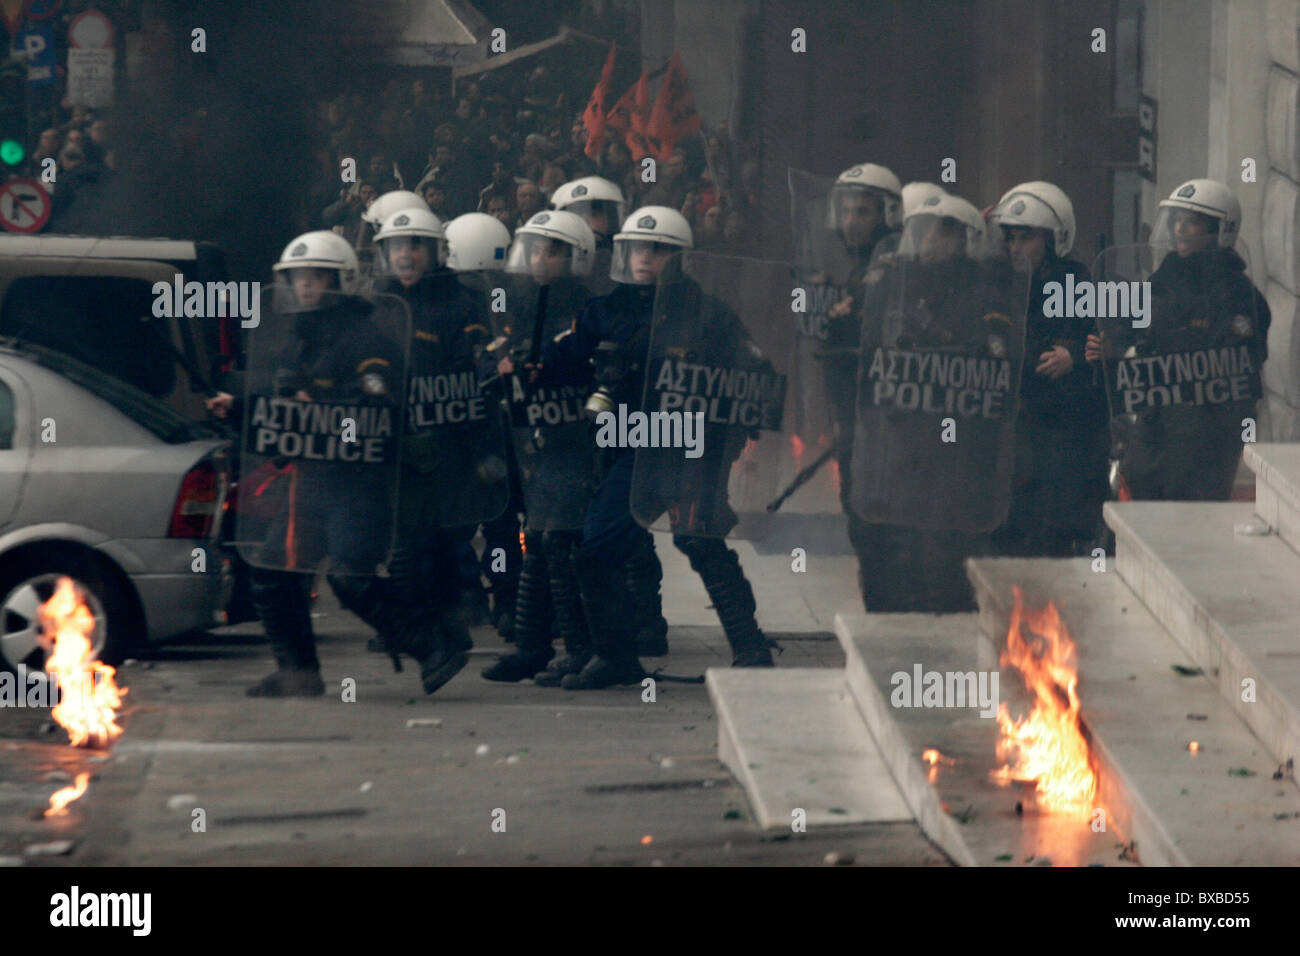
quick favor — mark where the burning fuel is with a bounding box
[44,771,92,818]
[991,587,1101,821]
[43,577,126,749]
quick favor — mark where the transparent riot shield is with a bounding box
[485,271,597,531]
[849,233,1029,532]
[1090,243,1265,502]
[787,167,871,470]
[236,287,410,574]
[400,268,512,529]
[630,252,794,539]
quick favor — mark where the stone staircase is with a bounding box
[707,443,1300,865]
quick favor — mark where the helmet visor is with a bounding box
[898,214,989,264]
[828,185,888,246]
[374,234,446,285]
[610,238,679,285]
[1151,205,1220,260]
[270,269,346,314]
[563,198,626,242]
[507,232,578,284]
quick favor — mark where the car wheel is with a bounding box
[0,557,132,674]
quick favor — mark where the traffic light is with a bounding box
[0,71,24,170]
[0,138,24,167]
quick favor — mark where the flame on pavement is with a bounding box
[43,577,125,749]
[991,587,1100,822]
[44,771,92,818]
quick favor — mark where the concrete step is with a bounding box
[835,612,1132,867]
[1106,500,1300,769]
[706,667,912,833]
[1245,443,1300,555]
[968,557,1300,866]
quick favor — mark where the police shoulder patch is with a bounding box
[362,373,387,396]
[1232,314,1253,336]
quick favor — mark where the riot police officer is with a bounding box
[443,212,526,639]
[814,165,904,589]
[1086,179,1270,501]
[851,193,1021,612]
[244,231,405,696]
[988,181,1108,555]
[480,210,600,684]
[542,206,777,689]
[552,175,667,656]
[330,207,505,694]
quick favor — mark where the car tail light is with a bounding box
[169,458,220,538]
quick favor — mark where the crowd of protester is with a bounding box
[306,66,762,255]
[17,103,116,230]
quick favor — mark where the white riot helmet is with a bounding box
[1154,178,1241,250]
[374,207,447,280]
[610,206,693,285]
[901,193,987,262]
[989,181,1076,258]
[830,163,903,230]
[901,182,946,220]
[550,176,627,243]
[362,189,430,226]
[506,210,597,280]
[272,230,362,296]
[444,212,512,271]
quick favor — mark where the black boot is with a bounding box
[248,570,325,696]
[674,536,775,667]
[420,603,473,694]
[560,653,645,689]
[562,538,643,690]
[534,531,592,686]
[626,530,668,656]
[483,537,554,682]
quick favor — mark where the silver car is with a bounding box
[0,343,230,672]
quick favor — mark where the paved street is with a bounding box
[1,525,947,866]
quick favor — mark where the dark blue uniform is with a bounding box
[993,254,1110,556]
[542,280,775,684]
[328,270,501,693]
[247,297,403,695]
[1120,246,1269,501]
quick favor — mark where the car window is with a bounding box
[9,344,218,444]
[0,377,11,450]
[0,275,180,399]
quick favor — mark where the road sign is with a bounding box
[68,8,114,49]
[19,26,58,87]
[67,48,113,106]
[0,178,52,233]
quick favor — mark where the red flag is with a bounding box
[606,71,656,162]
[647,51,700,163]
[582,42,617,161]
[624,71,656,161]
